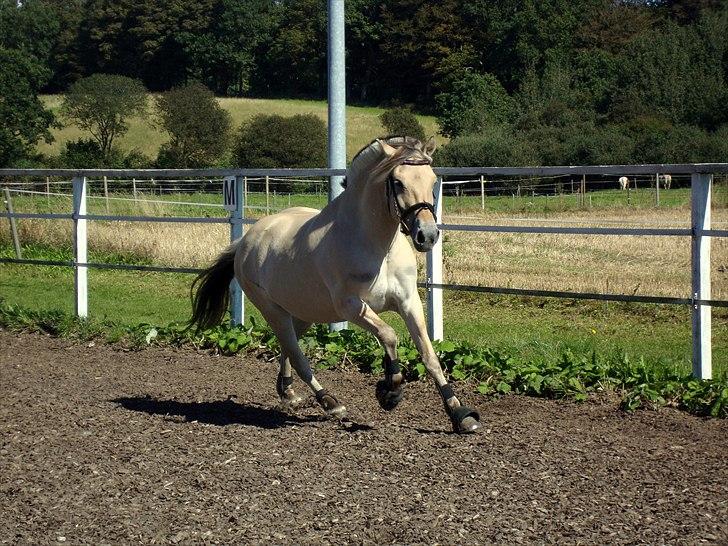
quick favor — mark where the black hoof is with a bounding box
[375,379,404,411]
[315,389,347,418]
[450,405,480,434]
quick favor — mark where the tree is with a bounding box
[235,113,327,168]
[436,72,515,137]
[0,0,57,166]
[379,107,426,141]
[614,14,728,128]
[234,113,326,189]
[0,48,55,166]
[183,0,277,96]
[433,125,539,168]
[260,0,326,97]
[155,82,232,168]
[79,0,214,91]
[61,74,147,159]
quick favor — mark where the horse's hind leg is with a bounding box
[243,287,346,417]
[277,318,311,409]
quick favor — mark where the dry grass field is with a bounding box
[3,189,726,301]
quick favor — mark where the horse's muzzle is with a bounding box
[411,220,440,252]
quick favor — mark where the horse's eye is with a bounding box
[394,179,404,190]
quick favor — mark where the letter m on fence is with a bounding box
[223,176,237,211]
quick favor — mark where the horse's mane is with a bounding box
[344,135,432,189]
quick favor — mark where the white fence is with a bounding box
[2,165,727,380]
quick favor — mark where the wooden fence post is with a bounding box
[480,175,485,210]
[3,187,22,259]
[103,175,109,213]
[243,176,248,210]
[265,175,270,214]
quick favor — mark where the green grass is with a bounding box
[2,258,725,381]
[37,95,442,162]
[8,184,725,219]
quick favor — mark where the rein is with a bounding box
[386,158,437,235]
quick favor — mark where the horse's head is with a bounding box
[378,136,439,252]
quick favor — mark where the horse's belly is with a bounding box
[268,273,342,323]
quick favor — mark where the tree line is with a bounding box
[1,0,727,168]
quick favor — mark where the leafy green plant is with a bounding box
[1,300,725,418]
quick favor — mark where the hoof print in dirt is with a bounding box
[375,379,404,411]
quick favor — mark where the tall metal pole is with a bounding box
[328,0,346,202]
[328,0,347,331]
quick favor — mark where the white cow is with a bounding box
[618,176,630,190]
[658,174,672,189]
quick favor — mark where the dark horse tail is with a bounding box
[189,244,238,331]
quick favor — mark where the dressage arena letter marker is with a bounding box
[223,176,237,211]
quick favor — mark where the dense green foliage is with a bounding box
[379,107,426,141]
[0,0,56,167]
[1,0,727,166]
[61,74,148,158]
[1,300,725,418]
[155,82,232,168]
[234,113,327,176]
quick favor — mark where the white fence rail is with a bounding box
[2,165,727,380]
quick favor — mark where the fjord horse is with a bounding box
[190,136,479,433]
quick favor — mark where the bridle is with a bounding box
[386,158,437,236]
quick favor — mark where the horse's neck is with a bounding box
[336,174,399,254]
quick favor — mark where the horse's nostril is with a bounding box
[416,230,426,244]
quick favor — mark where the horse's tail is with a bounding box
[189,243,238,331]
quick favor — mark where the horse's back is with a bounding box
[234,206,340,321]
[238,206,320,262]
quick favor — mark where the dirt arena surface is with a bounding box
[1,331,727,545]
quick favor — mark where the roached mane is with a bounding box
[343,136,433,189]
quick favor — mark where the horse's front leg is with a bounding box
[398,296,480,434]
[334,297,404,411]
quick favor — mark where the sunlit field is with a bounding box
[36,96,441,162]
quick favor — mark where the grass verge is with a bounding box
[1,299,725,418]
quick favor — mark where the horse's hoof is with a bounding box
[279,392,304,410]
[316,390,347,418]
[375,379,404,411]
[450,406,480,434]
[325,403,348,419]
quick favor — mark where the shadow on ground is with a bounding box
[112,396,326,429]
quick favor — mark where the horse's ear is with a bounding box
[377,138,398,157]
[423,136,437,156]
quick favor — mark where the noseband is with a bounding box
[386,158,437,236]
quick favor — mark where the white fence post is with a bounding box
[72,176,88,318]
[228,175,245,326]
[480,175,485,210]
[427,176,444,341]
[691,173,712,379]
